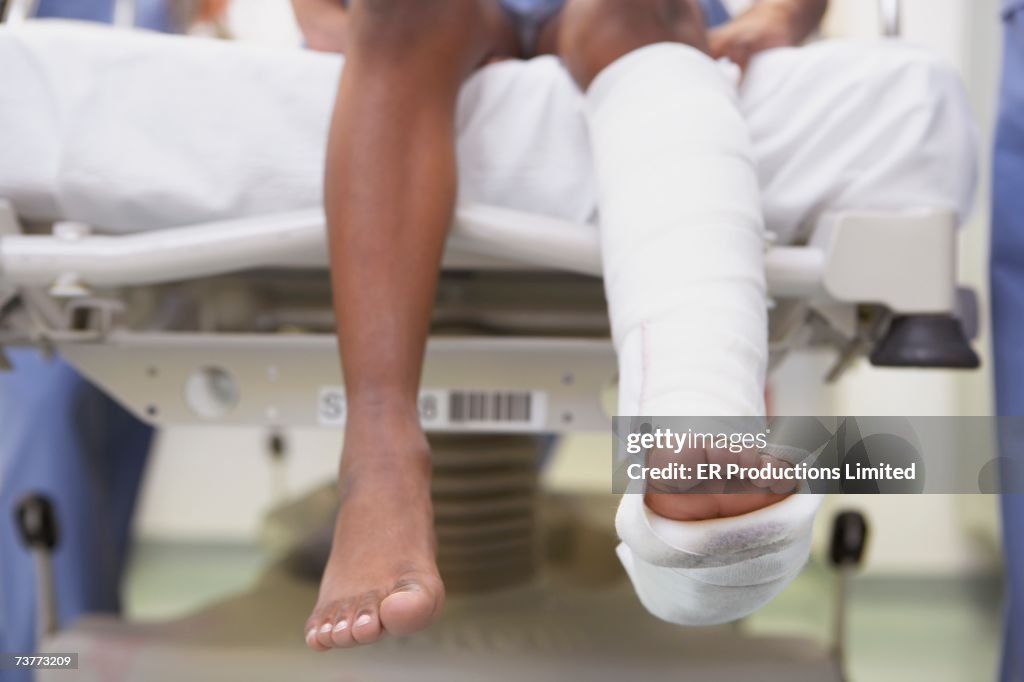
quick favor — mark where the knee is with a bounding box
[558,0,707,89]
[834,41,963,110]
[844,41,978,218]
[876,43,962,92]
[896,48,979,216]
[866,44,975,155]
[348,0,485,55]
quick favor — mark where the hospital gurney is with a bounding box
[0,1,973,679]
[0,201,964,682]
[0,202,979,432]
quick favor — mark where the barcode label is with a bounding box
[449,391,534,424]
[318,388,546,431]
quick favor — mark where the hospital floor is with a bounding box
[124,541,1003,682]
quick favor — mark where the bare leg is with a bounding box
[305,0,516,650]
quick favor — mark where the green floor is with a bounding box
[746,565,1002,682]
[125,542,1003,682]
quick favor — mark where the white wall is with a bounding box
[136,427,339,541]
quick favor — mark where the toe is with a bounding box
[380,583,439,636]
[307,600,348,650]
[315,620,337,649]
[305,627,326,652]
[303,614,331,647]
[350,601,383,645]
[330,616,356,648]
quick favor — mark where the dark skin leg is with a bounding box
[305,0,518,650]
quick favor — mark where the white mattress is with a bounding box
[0,21,596,233]
[0,21,977,242]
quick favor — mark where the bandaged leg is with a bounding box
[588,44,767,418]
[586,43,816,624]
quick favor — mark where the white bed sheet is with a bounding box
[0,21,976,242]
[0,21,594,233]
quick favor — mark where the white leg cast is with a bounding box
[587,43,817,625]
[586,44,768,419]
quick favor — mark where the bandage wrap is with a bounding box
[587,44,813,625]
[615,492,822,626]
[587,44,768,418]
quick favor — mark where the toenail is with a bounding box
[306,629,317,643]
[355,614,372,627]
[319,623,333,634]
[333,620,348,632]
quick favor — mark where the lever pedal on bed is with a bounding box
[813,209,980,370]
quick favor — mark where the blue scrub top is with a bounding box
[35,0,175,32]
[701,0,731,28]
[345,0,730,27]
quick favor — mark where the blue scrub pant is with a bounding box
[0,352,152,682]
[994,4,1024,681]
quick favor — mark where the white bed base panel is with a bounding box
[59,333,617,432]
[0,201,960,314]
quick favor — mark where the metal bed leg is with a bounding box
[0,0,39,24]
[112,0,135,29]
[15,493,60,639]
[830,510,870,682]
[877,0,902,38]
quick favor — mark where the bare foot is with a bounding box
[646,487,792,522]
[644,445,795,522]
[305,413,444,650]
